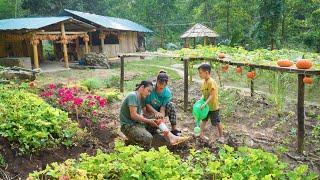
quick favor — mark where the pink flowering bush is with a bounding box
[40,83,107,128]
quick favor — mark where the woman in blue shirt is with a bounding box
[144,71,181,136]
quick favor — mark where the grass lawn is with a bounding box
[123,57,181,92]
[36,57,182,93]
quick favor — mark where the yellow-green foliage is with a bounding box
[161,45,320,69]
[28,142,318,180]
[0,86,82,154]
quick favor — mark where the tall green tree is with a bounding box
[0,0,318,52]
[306,7,320,52]
[254,0,284,49]
[130,0,180,48]
[21,0,107,16]
[0,0,27,18]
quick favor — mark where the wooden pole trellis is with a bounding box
[297,74,305,153]
[118,54,320,153]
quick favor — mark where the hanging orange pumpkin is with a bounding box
[247,71,256,79]
[235,66,242,73]
[277,59,293,67]
[218,52,226,59]
[222,64,229,72]
[303,76,313,84]
[296,59,313,69]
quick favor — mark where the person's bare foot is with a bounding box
[170,136,190,145]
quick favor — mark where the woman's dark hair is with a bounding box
[157,70,169,83]
[135,80,153,91]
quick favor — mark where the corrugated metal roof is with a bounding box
[63,9,152,33]
[0,16,71,31]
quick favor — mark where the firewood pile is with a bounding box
[83,53,110,68]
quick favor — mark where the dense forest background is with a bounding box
[0,0,320,52]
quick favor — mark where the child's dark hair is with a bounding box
[135,80,153,91]
[157,70,169,83]
[198,63,211,73]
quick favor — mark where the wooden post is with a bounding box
[61,23,69,68]
[99,32,105,53]
[184,58,189,112]
[189,61,193,82]
[39,40,43,61]
[75,38,81,60]
[250,79,254,97]
[120,56,124,93]
[297,74,305,153]
[83,34,89,53]
[184,38,190,48]
[194,37,196,49]
[31,38,39,69]
[250,67,254,97]
[204,36,207,46]
[85,41,89,53]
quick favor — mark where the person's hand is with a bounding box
[155,112,164,119]
[147,119,159,128]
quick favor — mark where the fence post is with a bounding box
[250,67,254,97]
[184,58,189,112]
[297,74,305,153]
[120,56,124,93]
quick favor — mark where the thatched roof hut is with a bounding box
[180,23,219,48]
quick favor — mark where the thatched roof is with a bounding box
[180,23,219,38]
